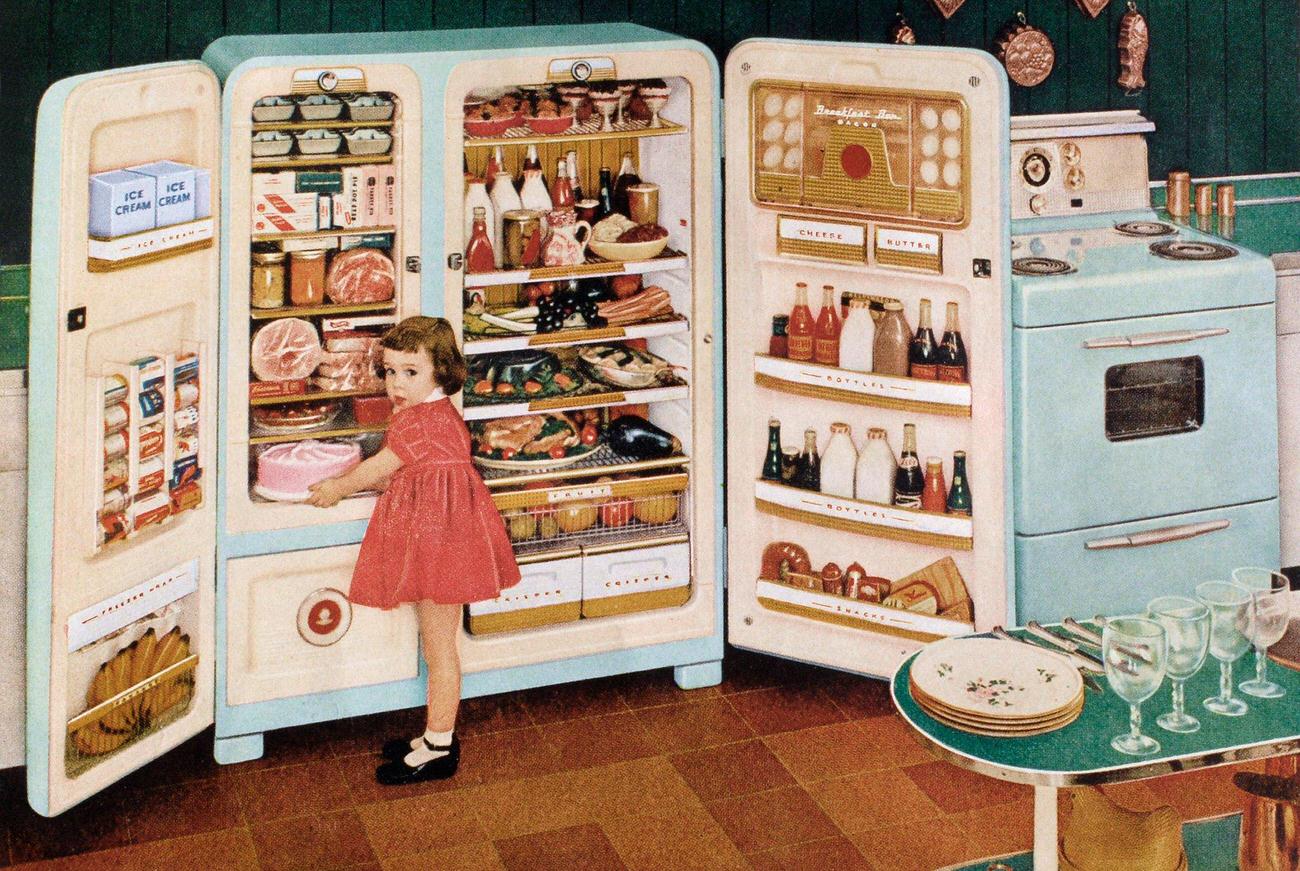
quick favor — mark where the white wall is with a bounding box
[0,369,26,769]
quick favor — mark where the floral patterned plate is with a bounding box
[911,683,1083,730]
[909,637,1083,720]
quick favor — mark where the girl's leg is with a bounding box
[417,600,463,732]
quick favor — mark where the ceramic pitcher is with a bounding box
[541,208,591,267]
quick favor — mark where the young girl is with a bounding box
[307,316,521,785]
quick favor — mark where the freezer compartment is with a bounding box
[225,545,418,706]
[1014,498,1280,624]
[1013,304,1278,534]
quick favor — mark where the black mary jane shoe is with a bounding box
[380,737,416,761]
[375,734,460,785]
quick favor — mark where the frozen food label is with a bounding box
[66,558,199,652]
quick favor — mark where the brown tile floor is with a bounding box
[0,646,1261,871]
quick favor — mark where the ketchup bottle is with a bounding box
[465,206,496,274]
[787,282,814,362]
[813,284,841,367]
[551,158,575,209]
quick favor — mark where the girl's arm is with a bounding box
[306,447,403,508]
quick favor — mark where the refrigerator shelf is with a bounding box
[462,249,688,288]
[754,579,970,643]
[493,471,687,511]
[753,479,974,551]
[463,116,685,148]
[479,444,689,488]
[753,354,972,418]
[249,388,385,406]
[462,382,689,421]
[248,422,387,445]
[250,225,395,243]
[88,217,216,273]
[510,515,690,561]
[464,314,689,355]
[252,153,392,170]
[249,300,396,320]
[252,118,394,133]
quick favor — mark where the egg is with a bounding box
[921,134,939,157]
[783,120,802,145]
[920,160,939,185]
[942,136,961,158]
[782,147,802,172]
[942,108,962,131]
[920,107,939,130]
[763,92,784,117]
[783,94,803,120]
[762,144,784,170]
[761,119,785,143]
[943,160,961,187]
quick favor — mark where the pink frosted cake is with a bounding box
[254,439,361,501]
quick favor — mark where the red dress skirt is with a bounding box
[348,398,521,608]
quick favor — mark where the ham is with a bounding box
[326,248,396,304]
[250,318,322,382]
[478,415,546,452]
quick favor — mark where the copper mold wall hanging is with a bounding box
[1073,0,1112,18]
[889,12,918,45]
[930,0,967,20]
[1117,2,1150,95]
[996,13,1056,88]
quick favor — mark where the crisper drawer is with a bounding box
[1014,304,1278,534]
[1015,498,1280,624]
[582,541,691,618]
[466,556,582,636]
[225,545,418,706]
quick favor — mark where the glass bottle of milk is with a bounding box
[839,297,874,373]
[820,422,858,499]
[855,426,897,505]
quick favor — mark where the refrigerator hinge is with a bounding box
[447,253,464,271]
[405,256,421,273]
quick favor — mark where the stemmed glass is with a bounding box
[1196,580,1254,716]
[615,82,635,126]
[1146,596,1210,733]
[556,84,588,132]
[591,92,620,133]
[1232,567,1291,698]
[1103,617,1168,756]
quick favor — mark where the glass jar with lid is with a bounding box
[250,251,286,308]
[289,250,327,306]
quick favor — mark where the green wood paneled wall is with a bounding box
[1,0,1296,264]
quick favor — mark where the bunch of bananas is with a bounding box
[71,627,193,757]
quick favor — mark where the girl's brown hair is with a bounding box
[378,316,466,396]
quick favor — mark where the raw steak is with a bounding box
[250,318,322,382]
[326,248,396,304]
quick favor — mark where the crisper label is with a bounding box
[546,484,612,504]
[67,559,198,652]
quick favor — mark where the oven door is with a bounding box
[1014,304,1277,535]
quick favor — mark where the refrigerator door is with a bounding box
[723,40,1012,678]
[27,62,220,816]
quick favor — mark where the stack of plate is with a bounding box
[909,637,1084,737]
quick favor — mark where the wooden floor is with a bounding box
[0,646,1260,870]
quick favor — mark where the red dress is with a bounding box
[348,397,521,607]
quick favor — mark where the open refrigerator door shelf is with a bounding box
[724,39,1014,679]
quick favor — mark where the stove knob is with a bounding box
[1061,142,1081,166]
[1030,194,1047,215]
[1066,167,1085,191]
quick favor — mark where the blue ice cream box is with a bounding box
[87,169,155,238]
[127,160,198,227]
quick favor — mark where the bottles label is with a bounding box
[910,363,938,380]
[936,365,967,383]
[787,335,814,361]
[813,338,839,366]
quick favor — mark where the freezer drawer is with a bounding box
[466,556,582,636]
[1015,498,1280,624]
[581,541,690,618]
[225,546,418,706]
[1014,304,1278,534]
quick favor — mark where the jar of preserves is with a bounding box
[250,251,286,308]
[289,250,327,306]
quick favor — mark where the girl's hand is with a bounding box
[307,478,345,508]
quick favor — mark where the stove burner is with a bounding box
[1114,220,1176,237]
[1012,257,1076,276]
[1149,240,1238,261]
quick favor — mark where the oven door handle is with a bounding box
[1082,328,1230,349]
[1085,519,1231,550]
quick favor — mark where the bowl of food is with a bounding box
[296,94,343,121]
[578,344,674,389]
[343,128,392,155]
[295,128,342,155]
[464,95,525,136]
[252,96,295,123]
[588,216,670,262]
[251,130,293,157]
[346,94,394,122]
[524,97,577,134]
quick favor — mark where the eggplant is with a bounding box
[605,415,682,459]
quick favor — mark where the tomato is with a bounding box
[524,284,544,306]
[553,373,574,389]
[472,379,493,395]
[549,445,567,459]
[580,424,599,445]
[536,281,558,298]
[523,379,543,395]
[495,382,516,395]
[609,273,641,300]
[599,497,634,528]
[501,447,517,460]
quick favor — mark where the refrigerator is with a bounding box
[26,27,1016,818]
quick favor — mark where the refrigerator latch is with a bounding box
[405,256,421,273]
[66,306,86,332]
[972,259,992,278]
[446,253,464,271]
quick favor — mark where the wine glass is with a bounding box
[639,83,671,129]
[556,84,588,132]
[1103,617,1168,756]
[616,82,635,126]
[1196,580,1254,716]
[592,92,620,133]
[1146,596,1210,733]
[1232,567,1291,698]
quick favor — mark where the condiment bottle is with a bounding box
[567,150,584,202]
[289,250,327,306]
[794,428,820,491]
[819,422,857,499]
[612,151,641,217]
[484,146,503,188]
[464,178,496,258]
[596,166,615,220]
[489,172,523,268]
[519,167,553,221]
[251,250,286,309]
[762,418,784,481]
[946,450,971,515]
[936,301,968,382]
[551,157,575,209]
[813,284,841,366]
[873,300,911,376]
[921,457,947,513]
[769,315,789,358]
[909,298,939,380]
[820,562,844,596]
[855,426,896,505]
[893,422,924,508]
[465,206,496,274]
[839,298,874,373]
[787,282,815,361]
[518,143,544,191]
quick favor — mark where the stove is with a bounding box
[1008,111,1280,623]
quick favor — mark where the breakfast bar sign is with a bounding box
[776,215,868,263]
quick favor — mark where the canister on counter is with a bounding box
[137,457,166,494]
[1195,183,1214,216]
[139,422,165,459]
[1217,183,1236,218]
[289,250,327,306]
[251,250,287,308]
[104,430,129,461]
[1167,170,1191,219]
[103,402,130,434]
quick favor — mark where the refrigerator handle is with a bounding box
[1084,519,1231,550]
[1082,327,1229,349]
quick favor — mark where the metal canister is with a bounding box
[1195,183,1214,216]
[1167,170,1191,219]
[502,209,543,269]
[251,251,287,309]
[1217,183,1237,218]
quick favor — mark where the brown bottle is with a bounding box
[872,301,911,376]
[936,301,968,382]
[909,298,939,380]
[921,456,947,513]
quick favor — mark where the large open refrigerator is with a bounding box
[25,27,1017,818]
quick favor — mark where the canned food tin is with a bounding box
[99,512,128,546]
[138,388,165,419]
[169,481,203,513]
[174,431,199,459]
[175,381,200,409]
[139,422,165,459]
[104,458,128,491]
[173,405,200,430]
[131,491,172,531]
[102,485,130,515]
[171,455,200,489]
[174,352,199,383]
[104,375,128,406]
[104,431,129,461]
[137,457,166,494]
[103,402,130,434]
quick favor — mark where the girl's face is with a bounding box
[381,347,437,410]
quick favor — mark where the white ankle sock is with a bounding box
[403,728,454,767]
